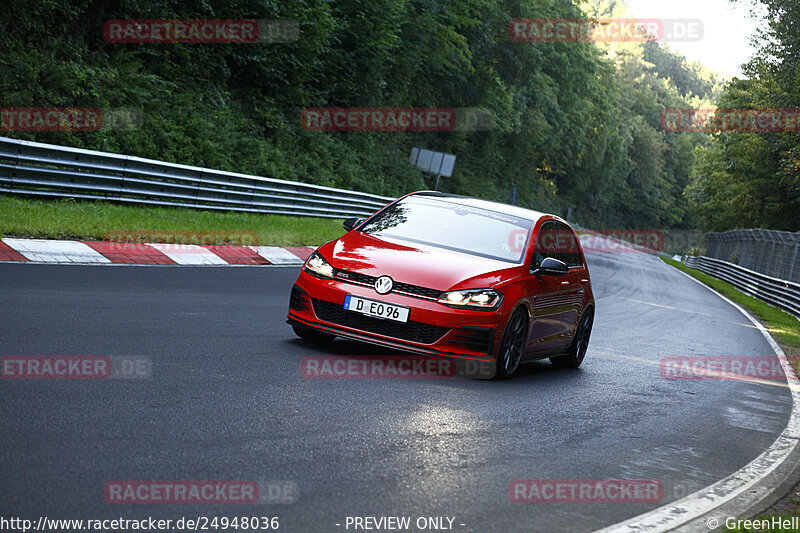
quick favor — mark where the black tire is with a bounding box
[495,307,529,379]
[292,325,336,344]
[550,307,593,369]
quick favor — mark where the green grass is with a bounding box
[661,257,800,348]
[0,195,346,246]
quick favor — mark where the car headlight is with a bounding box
[437,288,503,310]
[304,251,334,279]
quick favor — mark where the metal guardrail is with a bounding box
[706,229,800,284]
[684,255,800,318]
[0,136,394,218]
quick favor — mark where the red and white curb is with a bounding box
[0,238,315,265]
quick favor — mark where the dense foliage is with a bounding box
[687,0,799,231]
[2,0,721,228]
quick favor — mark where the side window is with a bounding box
[531,222,558,269]
[554,222,583,268]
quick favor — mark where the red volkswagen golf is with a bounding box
[287,192,594,379]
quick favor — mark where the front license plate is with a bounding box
[343,295,409,323]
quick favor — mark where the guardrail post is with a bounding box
[119,158,127,201]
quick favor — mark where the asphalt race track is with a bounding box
[0,250,792,532]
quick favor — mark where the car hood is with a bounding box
[319,231,522,291]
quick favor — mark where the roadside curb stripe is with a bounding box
[250,246,310,265]
[595,261,800,533]
[0,240,28,262]
[0,238,314,265]
[145,243,241,265]
[205,245,269,265]
[2,238,111,263]
[82,241,176,264]
[283,246,316,261]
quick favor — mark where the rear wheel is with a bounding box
[292,325,336,344]
[495,308,528,379]
[550,307,593,369]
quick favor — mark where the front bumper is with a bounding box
[287,271,502,361]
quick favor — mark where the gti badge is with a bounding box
[374,276,394,295]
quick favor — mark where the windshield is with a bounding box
[359,196,533,263]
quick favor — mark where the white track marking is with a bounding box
[2,238,111,263]
[145,243,228,265]
[250,246,306,265]
[595,264,800,533]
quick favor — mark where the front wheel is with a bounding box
[550,307,593,369]
[495,308,529,379]
[292,325,336,344]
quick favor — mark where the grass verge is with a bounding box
[662,256,800,532]
[0,195,346,246]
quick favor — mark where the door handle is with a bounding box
[560,281,570,286]
[580,279,589,284]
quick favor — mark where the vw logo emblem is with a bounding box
[374,276,394,295]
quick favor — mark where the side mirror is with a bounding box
[532,257,569,277]
[343,217,364,232]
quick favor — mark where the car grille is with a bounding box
[333,269,443,299]
[311,298,449,345]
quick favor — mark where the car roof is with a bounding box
[406,191,552,224]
